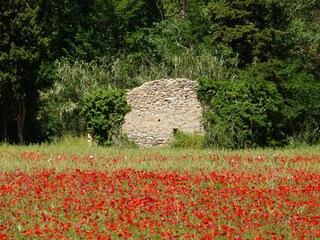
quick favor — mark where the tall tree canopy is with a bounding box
[0,0,46,143]
[207,0,289,67]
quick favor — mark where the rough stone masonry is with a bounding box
[122,78,204,147]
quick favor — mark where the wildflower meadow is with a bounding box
[0,143,319,239]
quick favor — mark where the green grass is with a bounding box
[1,136,319,174]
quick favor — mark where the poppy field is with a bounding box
[0,144,319,239]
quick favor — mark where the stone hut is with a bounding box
[122,78,204,147]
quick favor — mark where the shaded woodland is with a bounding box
[0,0,319,148]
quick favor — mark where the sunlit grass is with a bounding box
[1,136,319,174]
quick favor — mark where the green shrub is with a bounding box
[82,89,131,146]
[198,78,284,149]
[38,59,109,139]
[281,67,320,145]
[171,130,205,149]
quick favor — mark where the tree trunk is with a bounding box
[17,99,26,144]
[0,104,8,141]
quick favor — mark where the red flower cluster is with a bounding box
[0,151,319,239]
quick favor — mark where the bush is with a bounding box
[171,130,205,149]
[197,78,284,149]
[38,59,109,139]
[281,67,320,145]
[82,89,131,146]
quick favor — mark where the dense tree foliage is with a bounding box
[207,0,288,67]
[0,0,46,143]
[0,0,319,147]
[198,78,284,148]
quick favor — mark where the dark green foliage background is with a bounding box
[0,0,319,148]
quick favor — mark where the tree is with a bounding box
[283,0,320,80]
[279,61,320,144]
[207,0,288,67]
[39,0,94,61]
[0,0,46,143]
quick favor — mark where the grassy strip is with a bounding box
[0,137,319,174]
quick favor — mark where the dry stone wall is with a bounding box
[122,78,204,147]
